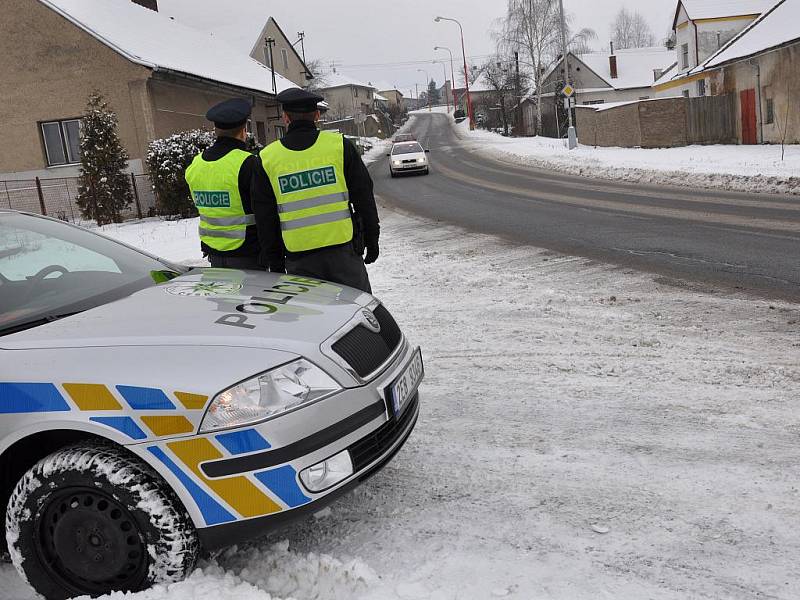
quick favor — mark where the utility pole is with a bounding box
[295,31,306,63]
[515,51,522,137]
[558,0,577,149]
[265,37,277,94]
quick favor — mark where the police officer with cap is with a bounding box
[185,98,261,269]
[251,87,379,292]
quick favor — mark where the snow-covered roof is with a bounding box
[654,62,679,86]
[320,72,375,90]
[677,0,774,22]
[39,0,294,96]
[577,47,675,90]
[374,93,389,102]
[697,0,797,69]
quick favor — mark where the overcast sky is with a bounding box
[159,0,676,95]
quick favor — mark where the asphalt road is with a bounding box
[372,112,800,302]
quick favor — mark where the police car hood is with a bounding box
[1,269,370,351]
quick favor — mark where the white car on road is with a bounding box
[388,142,430,177]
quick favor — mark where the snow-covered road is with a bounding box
[3,208,799,599]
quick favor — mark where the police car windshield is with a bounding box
[392,143,424,155]
[0,213,182,336]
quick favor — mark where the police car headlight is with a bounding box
[392,160,402,166]
[200,359,342,432]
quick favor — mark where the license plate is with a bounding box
[387,348,424,416]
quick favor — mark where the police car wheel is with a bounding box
[6,442,199,600]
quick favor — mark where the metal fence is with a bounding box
[0,174,158,225]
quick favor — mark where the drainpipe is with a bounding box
[750,58,764,144]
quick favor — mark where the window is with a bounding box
[275,125,286,139]
[281,48,289,70]
[697,79,706,96]
[0,211,179,334]
[264,47,272,68]
[681,43,690,68]
[682,90,690,98]
[639,96,650,100]
[765,98,775,124]
[584,100,605,105]
[41,119,81,166]
[256,121,266,144]
[353,87,359,98]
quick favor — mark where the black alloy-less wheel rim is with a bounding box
[35,487,148,595]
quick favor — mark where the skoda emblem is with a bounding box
[362,309,381,333]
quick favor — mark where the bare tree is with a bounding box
[611,7,655,49]
[480,57,525,135]
[304,59,329,91]
[498,0,595,134]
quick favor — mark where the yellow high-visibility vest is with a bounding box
[259,131,353,253]
[185,149,254,252]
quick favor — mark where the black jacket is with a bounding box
[198,137,260,258]
[250,121,380,270]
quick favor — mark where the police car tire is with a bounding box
[6,442,199,600]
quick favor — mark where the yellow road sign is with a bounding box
[561,84,575,98]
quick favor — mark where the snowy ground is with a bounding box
[2,209,799,599]
[451,117,800,196]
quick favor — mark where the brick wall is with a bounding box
[577,96,734,148]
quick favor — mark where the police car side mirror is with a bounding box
[386,153,391,157]
[425,149,431,153]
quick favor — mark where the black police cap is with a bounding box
[206,98,252,129]
[277,87,325,113]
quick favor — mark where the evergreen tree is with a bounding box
[76,92,133,225]
[427,79,441,105]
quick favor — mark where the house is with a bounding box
[240,17,313,89]
[378,89,406,113]
[697,0,800,144]
[0,0,293,181]
[653,0,774,98]
[542,46,675,105]
[318,72,376,121]
[161,5,313,89]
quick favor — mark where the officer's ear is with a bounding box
[282,111,292,126]
[314,110,321,123]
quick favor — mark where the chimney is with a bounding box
[609,55,618,79]
[132,0,158,11]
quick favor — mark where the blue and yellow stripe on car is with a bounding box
[1,381,315,527]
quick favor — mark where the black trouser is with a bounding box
[286,244,372,293]
[207,254,262,270]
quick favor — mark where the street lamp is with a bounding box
[435,16,475,129]
[433,60,450,111]
[417,68,431,111]
[434,46,457,113]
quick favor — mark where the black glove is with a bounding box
[364,235,379,265]
[269,262,286,274]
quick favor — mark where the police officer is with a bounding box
[251,88,379,293]
[185,98,261,269]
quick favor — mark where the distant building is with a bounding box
[543,46,675,105]
[378,89,406,113]
[698,0,800,144]
[653,0,774,98]
[0,0,292,180]
[318,73,376,121]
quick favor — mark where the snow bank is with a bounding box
[454,118,800,195]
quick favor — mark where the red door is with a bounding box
[740,89,757,145]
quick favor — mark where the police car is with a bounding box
[0,210,423,599]
[388,141,431,177]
